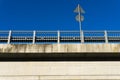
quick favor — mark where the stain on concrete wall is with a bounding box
[0,44,120,53]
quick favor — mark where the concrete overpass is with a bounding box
[0,30,120,80]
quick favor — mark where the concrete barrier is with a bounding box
[0,44,120,53]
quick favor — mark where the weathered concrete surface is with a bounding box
[0,44,120,52]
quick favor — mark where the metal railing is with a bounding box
[0,30,120,44]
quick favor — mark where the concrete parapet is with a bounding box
[0,44,120,53]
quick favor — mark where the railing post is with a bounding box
[57,30,60,52]
[57,30,60,44]
[104,30,108,43]
[81,30,84,43]
[8,30,12,44]
[33,30,36,44]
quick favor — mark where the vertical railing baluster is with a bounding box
[81,30,84,43]
[8,30,12,44]
[33,30,36,44]
[105,30,108,43]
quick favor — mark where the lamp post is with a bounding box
[74,4,85,43]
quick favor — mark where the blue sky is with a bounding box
[0,0,120,31]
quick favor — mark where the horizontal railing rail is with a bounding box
[0,30,120,44]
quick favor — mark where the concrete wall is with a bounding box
[0,62,120,79]
[0,44,120,52]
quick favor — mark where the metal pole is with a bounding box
[78,4,82,43]
[104,30,108,43]
[57,30,60,52]
[81,30,84,43]
[8,30,12,44]
[33,30,36,44]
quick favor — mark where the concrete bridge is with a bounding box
[0,30,120,80]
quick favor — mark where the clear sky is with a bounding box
[0,0,120,31]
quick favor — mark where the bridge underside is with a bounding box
[0,53,119,61]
